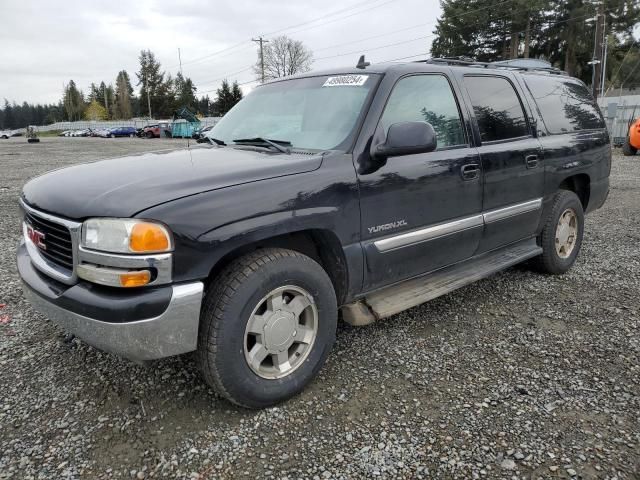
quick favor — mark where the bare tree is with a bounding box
[254,35,313,82]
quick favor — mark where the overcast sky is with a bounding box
[0,0,442,105]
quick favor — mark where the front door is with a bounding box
[461,74,545,253]
[357,73,483,292]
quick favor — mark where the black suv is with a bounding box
[18,59,610,408]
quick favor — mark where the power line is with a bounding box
[172,0,396,70]
[270,0,401,38]
[315,34,434,62]
[197,66,255,87]
[605,39,639,95]
[260,0,397,38]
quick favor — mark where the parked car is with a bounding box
[193,125,213,141]
[107,127,137,138]
[143,122,171,138]
[18,58,610,408]
[1,131,10,139]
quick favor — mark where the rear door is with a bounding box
[461,74,544,252]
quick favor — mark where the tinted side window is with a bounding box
[524,76,605,133]
[464,76,529,142]
[381,75,466,149]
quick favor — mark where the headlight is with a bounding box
[81,218,173,254]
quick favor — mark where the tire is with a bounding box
[532,190,584,275]
[197,248,337,408]
[622,137,637,156]
[108,134,114,138]
[146,131,154,139]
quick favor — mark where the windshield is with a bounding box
[207,74,378,151]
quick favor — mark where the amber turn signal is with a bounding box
[119,270,151,288]
[129,223,171,253]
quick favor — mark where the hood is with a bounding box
[22,146,323,219]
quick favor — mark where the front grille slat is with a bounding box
[40,250,73,269]
[26,213,70,236]
[25,211,74,273]
[45,238,73,253]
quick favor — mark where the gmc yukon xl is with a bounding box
[18,58,610,408]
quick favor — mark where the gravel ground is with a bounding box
[0,137,638,480]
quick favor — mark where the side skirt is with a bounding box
[341,237,542,325]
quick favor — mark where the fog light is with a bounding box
[78,264,151,288]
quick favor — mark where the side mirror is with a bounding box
[372,121,437,159]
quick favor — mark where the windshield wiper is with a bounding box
[204,136,226,146]
[233,137,291,154]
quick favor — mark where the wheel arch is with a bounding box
[205,229,350,305]
[558,173,590,211]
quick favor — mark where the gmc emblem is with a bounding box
[26,224,46,250]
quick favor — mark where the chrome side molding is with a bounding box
[375,215,483,252]
[374,198,543,252]
[482,198,542,224]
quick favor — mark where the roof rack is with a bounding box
[416,57,567,75]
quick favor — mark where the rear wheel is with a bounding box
[622,137,637,156]
[146,131,154,139]
[532,190,584,274]
[197,248,337,408]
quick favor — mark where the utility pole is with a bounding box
[252,36,269,83]
[592,3,605,99]
[601,35,608,98]
[144,74,152,119]
[103,84,110,120]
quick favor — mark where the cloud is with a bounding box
[0,0,441,104]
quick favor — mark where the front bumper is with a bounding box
[18,241,203,362]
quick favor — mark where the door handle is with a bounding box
[461,163,480,180]
[525,154,539,169]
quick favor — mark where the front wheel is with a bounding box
[197,248,337,408]
[532,190,584,274]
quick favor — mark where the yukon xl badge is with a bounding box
[368,220,407,234]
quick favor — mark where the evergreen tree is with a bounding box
[136,49,166,118]
[197,95,212,116]
[115,70,134,119]
[62,80,85,121]
[174,72,198,111]
[3,100,14,129]
[231,81,243,104]
[430,0,639,84]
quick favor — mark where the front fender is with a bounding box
[137,152,362,291]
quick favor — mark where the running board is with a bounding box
[342,238,542,325]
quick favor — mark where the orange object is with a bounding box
[630,118,640,150]
[129,223,170,252]
[119,270,151,287]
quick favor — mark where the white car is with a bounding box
[1,130,11,139]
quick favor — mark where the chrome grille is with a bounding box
[25,211,74,271]
[20,199,82,285]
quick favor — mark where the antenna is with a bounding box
[356,55,370,69]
